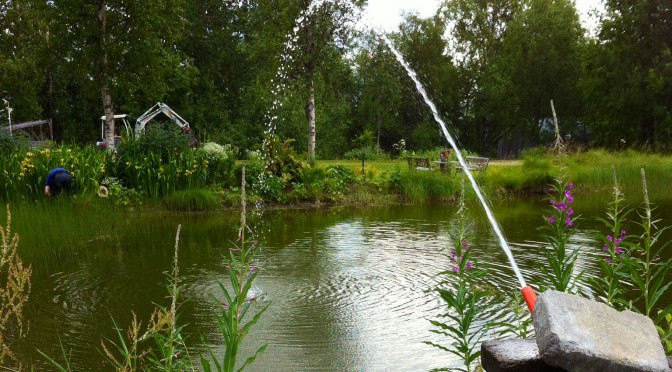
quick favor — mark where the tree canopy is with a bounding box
[0,0,669,157]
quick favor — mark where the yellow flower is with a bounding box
[67,148,72,153]
[26,151,34,157]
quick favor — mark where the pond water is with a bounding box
[8,193,672,371]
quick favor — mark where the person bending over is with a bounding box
[44,168,73,197]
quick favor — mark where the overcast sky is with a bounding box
[362,0,604,33]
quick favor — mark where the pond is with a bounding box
[7,192,672,371]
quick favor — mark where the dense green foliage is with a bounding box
[1,0,669,159]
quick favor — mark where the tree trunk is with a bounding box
[102,85,115,150]
[306,77,316,163]
[97,0,115,151]
[376,113,381,155]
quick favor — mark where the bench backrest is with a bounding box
[407,157,430,168]
[465,156,490,171]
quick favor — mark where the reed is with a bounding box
[0,205,32,368]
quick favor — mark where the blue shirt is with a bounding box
[45,168,69,186]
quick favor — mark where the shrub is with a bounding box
[119,123,192,162]
[343,146,376,161]
[262,135,308,181]
[0,131,28,156]
[197,142,236,186]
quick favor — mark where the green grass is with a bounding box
[318,149,672,202]
[163,188,219,211]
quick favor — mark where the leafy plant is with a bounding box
[539,179,581,292]
[539,111,582,293]
[426,178,491,372]
[622,169,672,352]
[201,168,269,371]
[198,142,237,186]
[262,134,307,181]
[491,291,534,340]
[592,167,632,308]
[657,312,672,355]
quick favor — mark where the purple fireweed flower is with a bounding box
[603,244,609,251]
[450,249,456,257]
[556,203,567,212]
[566,195,574,204]
[549,215,556,224]
[615,237,622,244]
[452,267,459,273]
[466,261,473,269]
[615,247,623,255]
[567,208,574,216]
[550,200,557,206]
[620,230,626,237]
[564,190,572,198]
[607,235,613,242]
[568,183,574,189]
[249,267,258,274]
[604,257,612,263]
[565,217,573,227]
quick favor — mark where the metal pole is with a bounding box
[3,99,11,137]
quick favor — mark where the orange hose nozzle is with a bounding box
[521,285,537,313]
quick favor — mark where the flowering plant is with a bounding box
[539,177,582,292]
[426,177,490,372]
[592,168,632,308]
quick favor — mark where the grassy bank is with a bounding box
[2,135,671,211]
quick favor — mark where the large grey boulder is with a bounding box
[533,290,668,372]
[481,338,564,371]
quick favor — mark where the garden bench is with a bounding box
[451,156,490,174]
[407,157,432,171]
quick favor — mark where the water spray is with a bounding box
[382,36,537,312]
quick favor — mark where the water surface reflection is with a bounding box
[12,198,672,370]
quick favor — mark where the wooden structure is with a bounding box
[452,156,490,173]
[407,157,432,171]
[1,119,53,147]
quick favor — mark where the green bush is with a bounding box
[262,135,308,181]
[343,146,374,161]
[119,123,192,162]
[197,142,236,186]
[0,131,29,156]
